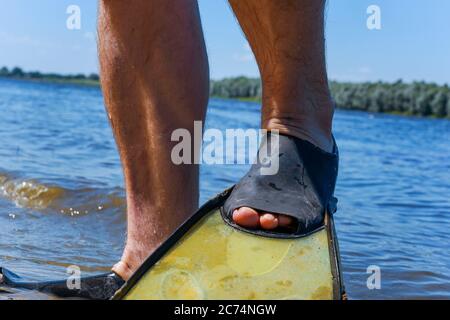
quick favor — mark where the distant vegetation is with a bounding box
[1,67,449,118]
[330,81,450,118]
[211,77,450,118]
[0,66,99,86]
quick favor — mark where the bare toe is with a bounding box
[278,214,295,227]
[232,207,260,228]
[259,213,279,230]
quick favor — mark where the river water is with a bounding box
[0,78,449,299]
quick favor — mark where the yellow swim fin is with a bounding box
[113,188,345,300]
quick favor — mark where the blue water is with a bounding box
[0,78,449,299]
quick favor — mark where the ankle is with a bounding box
[112,261,134,281]
[262,87,334,152]
[263,106,334,152]
[114,200,197,280]
[265,119,333,152]
[113,240,158,280]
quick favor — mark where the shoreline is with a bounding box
[1,75,449,120]
[0,75,100,87]
[212,95,449,120]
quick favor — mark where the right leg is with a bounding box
[98,0,209,280]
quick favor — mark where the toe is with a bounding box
[278,214,294,227]
[259,213,279,230]
[232,207,260,228]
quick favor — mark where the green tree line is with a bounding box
[0,66,99,83]
[211,77,450,118]
[1,67,449,118]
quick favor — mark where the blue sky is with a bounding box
[0,0,449,84]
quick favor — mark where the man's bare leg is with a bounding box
[98,0,208,280]
[229,0,334,230]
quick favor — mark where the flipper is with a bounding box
[114,134,343,300]
[0,267,124,300]
[114,188,344,300]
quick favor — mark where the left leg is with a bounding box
[228,0,334,230]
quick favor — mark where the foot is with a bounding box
[112,241,161,281]
[232,207,296,230]
[232,125,333,232]
[112,226,174,281]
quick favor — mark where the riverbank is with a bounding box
[11,77,100,87]
[0,67,100,87]
[211,77,450,119]
[1,67,449,118]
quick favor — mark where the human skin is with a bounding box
[98,0,333,280]
[98,0,209,279]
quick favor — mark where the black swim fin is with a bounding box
[0,267,124,300]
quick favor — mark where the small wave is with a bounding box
[0,173,125,216]
[0,174,64,209]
